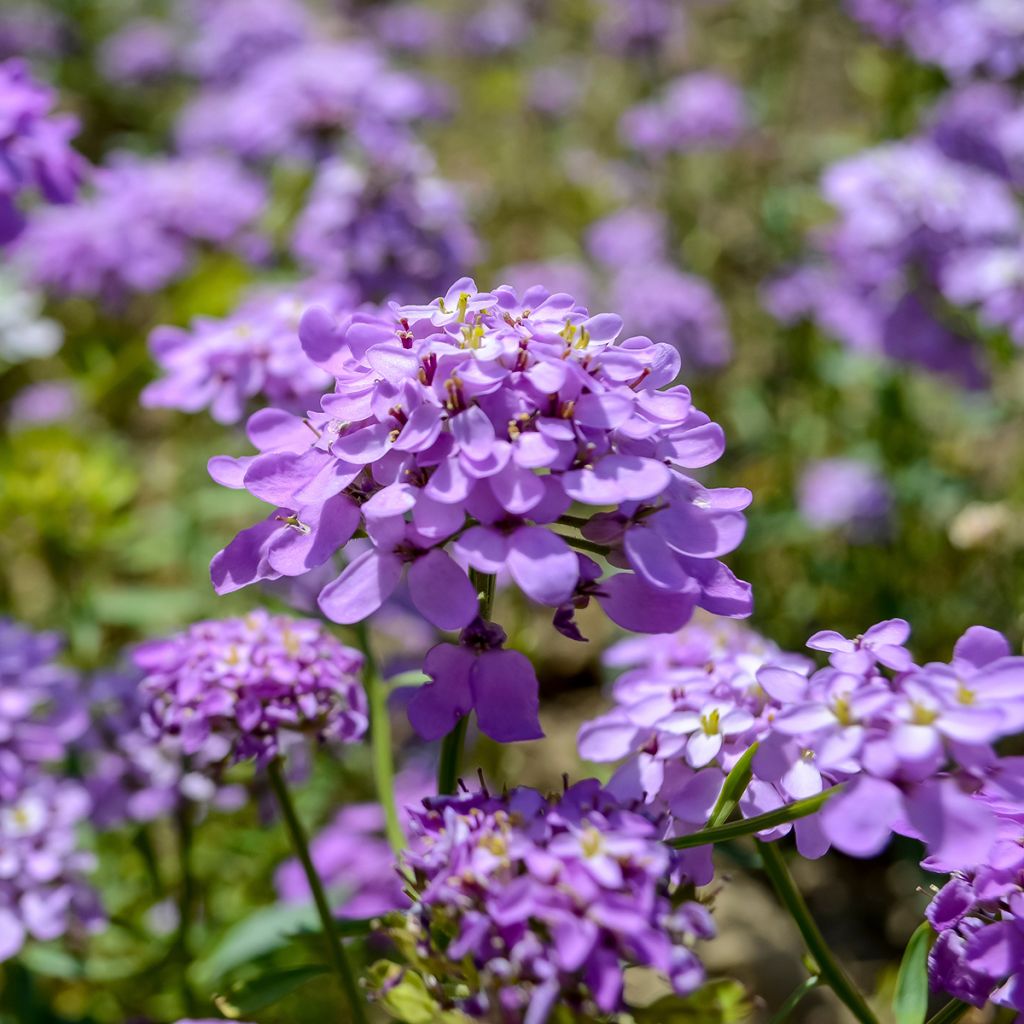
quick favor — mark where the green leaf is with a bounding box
[18,945,83,980]
[365,962,441,1024]
[213,964,329,1019]
[189,903,320,987]
[707,743,759,827]
[893,922,935,1024]
[666,787,840,849]
[632,980,753,1023]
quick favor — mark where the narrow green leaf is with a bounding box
[666,787,840,849]
[213,964,329,1018]
[893,921,935,1024]
[924,998,971,1024]
[708,743,759,827]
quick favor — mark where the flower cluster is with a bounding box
[136,611,368,765]
[765,138,1024,386]
[176,41,439,163]
[210,279,751,644]
[291,150,478,303]
[797,457,890,537]
[15,154,266,302]
[0,774,103,962]
[142,282,349,424]
[620,73,749,157]
[595,0,687,57]
[846,0,1024,79]
[580,618,1024,872]
[379,779,713,1020]
[0,59,84,245]
[0,618,86,801]
[99,19,179,85]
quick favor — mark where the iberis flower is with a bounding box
[0,774,103,962]
[209,279,752,642]
[142,282,349,424]
[0,59,85,245]
[136,611,367,765]
[0,618,87,801]
[373,779,714,1021]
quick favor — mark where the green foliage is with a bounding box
[892,923,936,1024]
[631,980,753,1023]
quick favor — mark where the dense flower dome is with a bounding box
[136,611,367,764]
[210,278,752,640]
[380,779,714,1020]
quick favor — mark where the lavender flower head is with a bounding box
[797,457,891,536]
[0,774,102,962]
[846,0,1024,80]
[0,618,86,801]
[176,42,438,163]
[377,779,714,1019]
[209,278,752,666]
[0,59,84,244]
[142,282,351,424]
[620,72,749,157]
[595,0,687,56]
[586,207,668,270]
[15,153,266,302]
[99,19,179,85]
[136,611,367,765]
[291,151,478,303]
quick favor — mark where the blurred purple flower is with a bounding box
[797,457,890,537]
[291,151,478,303]
[0,59,85,245]
[586,207,668,269]
[99,19,179,85]
[390,779,713,1017]
[0,7,62,60]
[465,1,531,54]
[499,259,593,304]
[595,0,687,56]
[136,611,367,765]
[8,381,78,428]
[621,72,749,156]
[372,3,448,55]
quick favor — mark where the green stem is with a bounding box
[355,622,405,854]
[556,514,591,530]
[768,975,821,1024]
[266,758,367,1024]
[924,1000,971,1024]
[556,533,611,558]
[174,798,198,1015]
[436,570,495,795]
[757,840,879,1024]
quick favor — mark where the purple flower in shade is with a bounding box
[0,59,84,245]
[384,779,714,1019]
[0,619,87,802]
[610,263,733,369]
[175,42,439,163]
[407,618,543,743]
[142,282,350,425]
[183,0,310,83]
[0,775,103,962]
[77,669,245,829]
[845,0,1024,79]
[797,457,891,538]
[291,150,478,304]
[929,82,1022,183]
[209,278,752,647]
[135,611,368,766]
[926,834,1024,1013]
[765,139,1024,386]
[99,19,179,85]
[14,153,266,303]
[0,8,62,60]
[620,72,749,157]
[276,764,431,917]
[586,207,668,270]
[594,0,687,57]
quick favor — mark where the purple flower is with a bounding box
[184,0,310,83]
[586,207,668,270]
[845,0,1024,79]
[276,764,430,917]
[99,19,179,85]
[135,611,368,765]
[465,1,532,54]
[8,382,78,428]
[620,72,749,157]
[372,4,449,55]
[142,282,349,424]
[14,153,266,302]
[0,618,87,801]
[797,457,890,537]
[407,618,543,743]
[499,260,593,305]
[176,42,438,163]
[383,779,713,1018]
[0,59,85,245]
[291,151,478,303]
[209,279,751,647]
[0,8,62,60]
[0,774,103,963]
[527,65,584,117]
[594,0,687,56]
